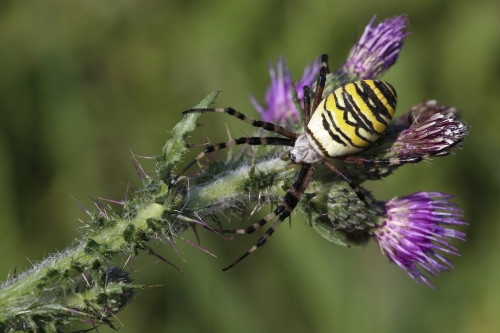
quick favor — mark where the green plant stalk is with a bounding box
[0,92,224,331]
[0,202,164,318]
[188,158,293,210]
[0,90,409,331]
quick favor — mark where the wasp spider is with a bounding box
[172,54,430,271]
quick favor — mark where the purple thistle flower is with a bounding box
[344,15,409,80]
[250,56,320,123]
[372,192,467,288]
[393,100,468,157]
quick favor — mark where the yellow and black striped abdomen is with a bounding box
[306,80,397,157]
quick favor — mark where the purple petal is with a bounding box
[344,15,409,79]
[393,101,468,157]
[372,192,467,288]
[251,55,319,123]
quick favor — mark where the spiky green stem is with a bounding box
[0,93,224,331]
[1,91,372,331]
[0,86,463,331]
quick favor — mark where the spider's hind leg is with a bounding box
[339,139,464,167]
[340,154,431,166]
[322,159,367,204]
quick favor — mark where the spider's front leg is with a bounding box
[222,163,316,271]
[311,54,328,113]
[169,136,295,188]
[304,53,329,126]
[182,107,298,139]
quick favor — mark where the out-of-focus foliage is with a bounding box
[0,0,498,332]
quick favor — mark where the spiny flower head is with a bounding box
[344,15,408,80]
[250,56,320,123]
[372,192,467,288]
[392,100,468,157]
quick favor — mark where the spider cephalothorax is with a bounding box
[171,54,436,271]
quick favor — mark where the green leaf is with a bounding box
[160,91,219,170]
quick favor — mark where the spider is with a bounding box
[171,54,427,271]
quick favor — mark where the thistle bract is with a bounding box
[392,100,469,157]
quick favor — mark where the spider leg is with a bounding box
[339,139,464,166]
[303,87,312,126]
[170,137,294,187]
[322,159,366,203]
[339,151,448,166]
[222,163,316,271]
[321,53,330,73]
[311,54,329,112]
[182,108,298,139]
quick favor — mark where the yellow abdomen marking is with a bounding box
[306,80,397,157]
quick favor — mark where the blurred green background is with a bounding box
[0,0,498,332]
